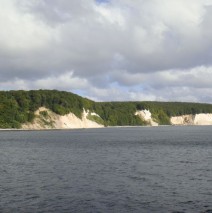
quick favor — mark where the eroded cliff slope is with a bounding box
[171,114,212,125]
[22,107,104,129]
[1,90,212,128]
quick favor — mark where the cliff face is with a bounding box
[22,107,104,129]
[170,114,212,125]
[2,90,212,129]
[135,109,212,126]
[22,107,212,129]
[135,110,158,126]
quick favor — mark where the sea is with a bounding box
[0,126,211,213]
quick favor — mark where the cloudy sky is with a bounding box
[1,0,212,102]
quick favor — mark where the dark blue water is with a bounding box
[0,126,212,213]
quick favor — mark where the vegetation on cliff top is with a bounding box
[1,90,212,128]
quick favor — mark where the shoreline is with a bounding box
[0,126,161,131]
[0,124,210,131]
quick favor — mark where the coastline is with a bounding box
[1,124,210,131]
[0,126,157,131]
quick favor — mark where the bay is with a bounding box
[0,126,212,213]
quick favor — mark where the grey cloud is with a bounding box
[111,66,212,89]
[17,0,94,25]
[1,0,212,102]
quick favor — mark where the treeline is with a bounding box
[0,90,212,128]
[0,90,93,128]
[92,102,147,126]
[135,101,212,125]
[92,101,212,126]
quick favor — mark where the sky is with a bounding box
[1,0,212,102]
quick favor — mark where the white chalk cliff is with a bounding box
[135,110,212,126]
[21,107,212,129]
[171,113,212,125]
[22,107,104,129]
[135,109,158,126]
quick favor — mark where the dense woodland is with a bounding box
[1,90,212,128]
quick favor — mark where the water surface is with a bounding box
[0,126,212,212]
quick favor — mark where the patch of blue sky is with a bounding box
[72,89,85,97]
[109,82,144,93]
[95,0,110,4]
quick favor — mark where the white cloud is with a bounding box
[0,0,212,102]
[111,66,212,89]
[0,71,89,91]
[94,3,126,27]
[0,0,56,51]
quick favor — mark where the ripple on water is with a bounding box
[0,127,211,213]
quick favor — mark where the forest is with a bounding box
[1,90,212,128]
